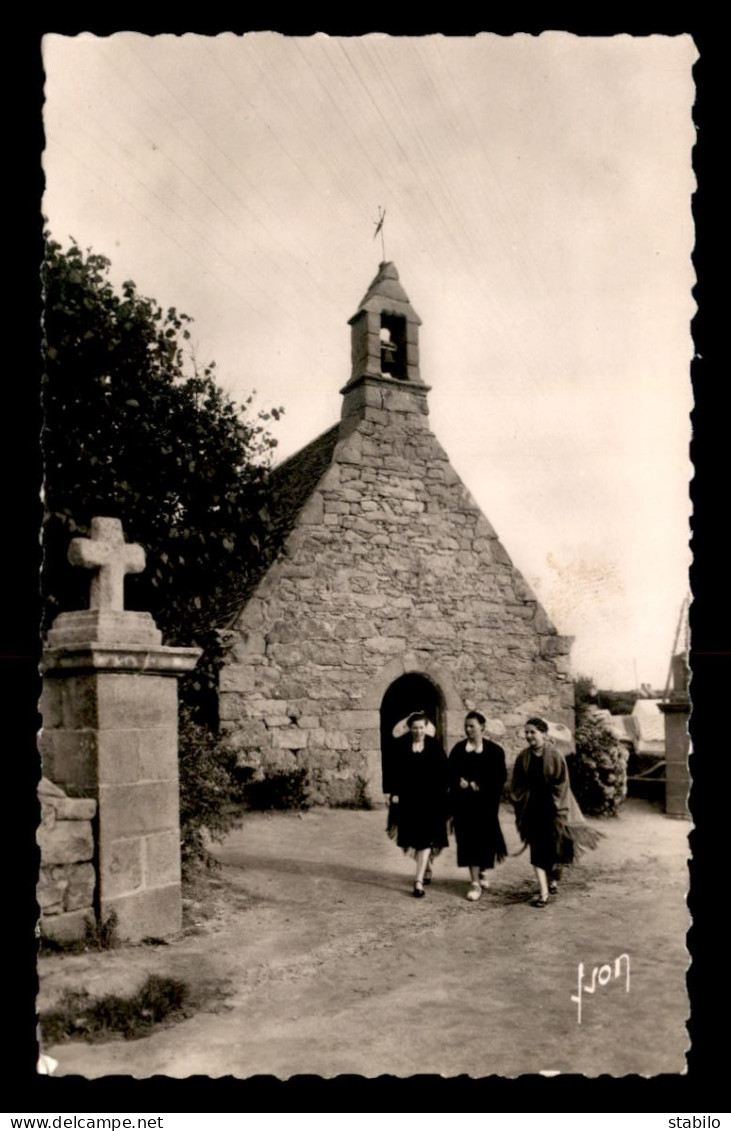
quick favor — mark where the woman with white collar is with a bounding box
[386,710,450,898]
[448,711,507,901]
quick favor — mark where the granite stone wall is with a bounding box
[220,379,574,806]
[37,777,97,942]
[40,665,187,941]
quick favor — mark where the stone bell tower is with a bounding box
[341,261,430,427]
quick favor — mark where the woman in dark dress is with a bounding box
[511,716,602,908]
[449,711,507,901]
[385,711,450,898]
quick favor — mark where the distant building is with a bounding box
[629,698,666,758]
[623,697,667,801]
[595,689,640,716]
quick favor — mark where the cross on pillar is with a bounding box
[68,517,146,612]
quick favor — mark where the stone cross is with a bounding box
[68,517,146,611]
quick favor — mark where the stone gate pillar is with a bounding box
[659,652,691,820]
[40,517,201,941]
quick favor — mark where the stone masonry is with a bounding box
[219,263,574,805]
[41,517,200,941]
[37,777,97,943]
[659,653,691,820]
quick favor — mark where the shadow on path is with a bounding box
[218,850,537,905]
[220,851,423,893]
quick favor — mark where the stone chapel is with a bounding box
[218,261,574,805]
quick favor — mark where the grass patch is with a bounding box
[38,935,88,957]
[41,973,189,1045]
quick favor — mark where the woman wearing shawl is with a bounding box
[511,716,602,908]
[448,711,507,901]
[385,711,450,898]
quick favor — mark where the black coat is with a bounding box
[448,740,507,869]
[511,745,572,870]
[386,734,450,852]
[510,744,603,869]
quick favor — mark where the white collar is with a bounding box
[411,741,425,752]
[465,740,484,753]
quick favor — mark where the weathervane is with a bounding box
[373,205,386,260]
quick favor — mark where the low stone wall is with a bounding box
[37,777,97,942]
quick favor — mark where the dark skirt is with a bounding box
[453,807,507,869]
[527,813,575,871]
[385,738,450,855]
[387,798,449,854]
[449,742,507,870]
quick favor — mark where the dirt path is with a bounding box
[40,798,690,1078]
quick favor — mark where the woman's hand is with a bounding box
[459,777,469,789]
[390,794,399,804]
[469,781,480,791]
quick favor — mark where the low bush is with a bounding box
[568,708,628,817]
[178,706,245,872]
[85,909,120,950]
[236,766,311,811]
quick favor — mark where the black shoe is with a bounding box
[413,882,426,898]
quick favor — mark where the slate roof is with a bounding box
[219,424,341,628]
[268,424,341,547]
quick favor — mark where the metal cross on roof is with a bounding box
[67,516,146,611]
[373,205,386,260]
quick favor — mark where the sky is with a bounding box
[41,31,697,690]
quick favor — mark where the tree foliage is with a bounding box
[42,237,285,861]
[573,674,597,709]
[41,236,282,668]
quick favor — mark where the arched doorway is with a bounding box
[380,672,445,792]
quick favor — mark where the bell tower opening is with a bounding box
[379,314,407,379]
